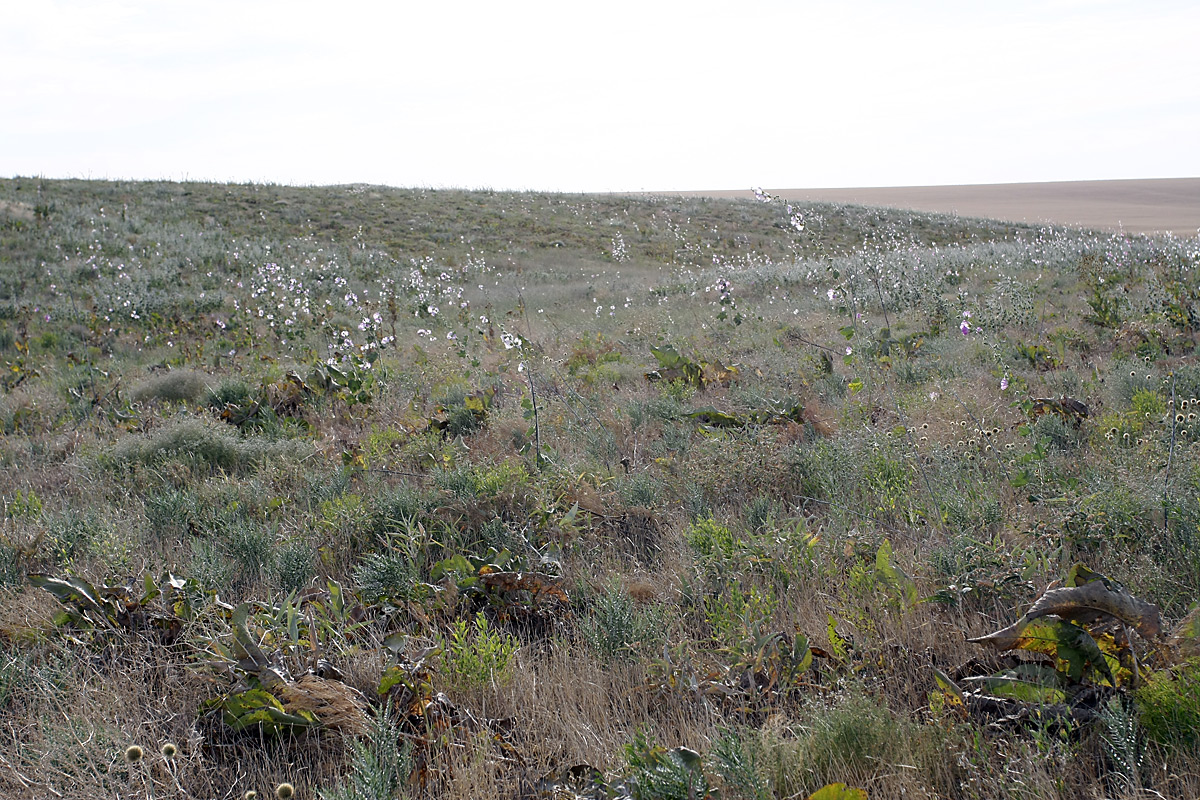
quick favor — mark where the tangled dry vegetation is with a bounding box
[1,178,1200,799]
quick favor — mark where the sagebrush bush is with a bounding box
[579,580,665,661]
[764,691,964,797]
[319,703,413,800]
[107,416,309,473]
[354,549,420,602]
[130,369,211,403]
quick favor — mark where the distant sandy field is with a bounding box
[682,177,1200,237]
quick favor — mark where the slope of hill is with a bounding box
[0,177,1198,799]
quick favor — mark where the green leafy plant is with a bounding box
[1135,656,1200,752]
[1015,341,1062,370]
[965,565,1156,693]
[808,786,868,800]
[319,356,378,409]
[705,584,778,647]
[624,731,715,800]
[686,399,809,431]
[645,344,739,390]
[934,564,1200,736]
[29,571,209,642]
[1084,284,1124,329]
[437,611,518,691]
[200,603,370,736]
[427,386,494,437]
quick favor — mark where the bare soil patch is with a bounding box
[679,177,1200,236]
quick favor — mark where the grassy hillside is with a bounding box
[1,177,1199,799]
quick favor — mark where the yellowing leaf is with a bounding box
[931,666,965,706]
[809,783,868,800]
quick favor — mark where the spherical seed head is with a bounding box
[124,745,144,763]
[244,792,258,800]
[161,742,178,759]
[276,783,295,800]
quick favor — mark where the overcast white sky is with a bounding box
[3,0,1198,192]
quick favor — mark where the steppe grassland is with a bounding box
[0,178,1198,798]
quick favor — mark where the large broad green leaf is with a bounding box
[874,539,918,606]
[791,633,813,675]
[687,407,746,428]
[647,345,735,389]
[378,665,410,697]
[978,679,1065,704]
[965,662,1068,703]
[1066,563,1111,589]
[141,572,161,604]
[206,688,320,733]
[931,666,965,705]
[219,688,319,732]
[231,603,271,671]
[429,554,474,583]
[997,618,1114,685]
[221,687,284,717]
[29,574,104,614]
[650,344,687,370]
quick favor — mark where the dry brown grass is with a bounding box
[4,177,1200,798]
